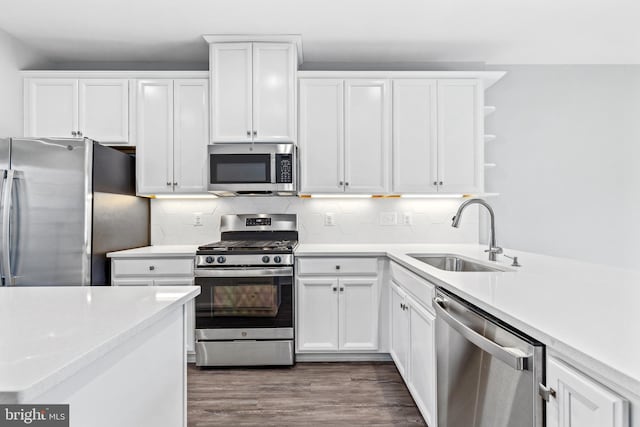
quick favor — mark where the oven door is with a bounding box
[194,267,293,331]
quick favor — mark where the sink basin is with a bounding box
[408,254,509,272]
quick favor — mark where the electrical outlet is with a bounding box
[379,212,397,226]
[193,212,203,227]
[324,213,336,226]
[401,212,413,225]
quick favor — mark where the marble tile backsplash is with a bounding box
[150,197,480,245]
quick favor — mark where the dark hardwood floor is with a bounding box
[188,362,427,426]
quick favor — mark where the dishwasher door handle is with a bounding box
[433,297,531,371]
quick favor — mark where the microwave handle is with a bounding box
[270,153,276,184]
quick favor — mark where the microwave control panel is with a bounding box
[276,154,293,184]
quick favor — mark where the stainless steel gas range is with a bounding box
[194,214,297,367]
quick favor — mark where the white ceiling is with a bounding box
[1,0,639,66]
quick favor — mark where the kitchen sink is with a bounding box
[408,254,510,272]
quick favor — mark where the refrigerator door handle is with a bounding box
[2,169,14,286]
[0,169,6,284]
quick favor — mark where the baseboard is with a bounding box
[295,352,392,362]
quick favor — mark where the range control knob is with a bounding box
[273,256,282,264]
[205,256,214,264]
[217,256,226,264]
[262,256,270,263]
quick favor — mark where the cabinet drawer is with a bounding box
[297,258,378,276]
[390,261,435,312]
[113,258,193,277]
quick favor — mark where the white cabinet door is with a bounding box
[408,298,437,427]
[392,79,438,194]
[24,78,78,138]
[390,281,409,377]
[298,79,345,193]
[344,79,390,194]
[252,43,296,142]
[338,277,378,351]
[210,43,253,142]
[437,79,482,194]
[297,277,339,351]
[547,357,629,427]
[78,79,129,144]
[136,79,174,195]
[173,79,208,193]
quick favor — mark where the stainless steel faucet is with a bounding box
[451,198,503,261]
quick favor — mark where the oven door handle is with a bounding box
[195,267,293,278]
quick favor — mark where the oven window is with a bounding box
[210,154,270,183]
[196,275,293,329]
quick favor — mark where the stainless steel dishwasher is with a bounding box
[433,289,545,427]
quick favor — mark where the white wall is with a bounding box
[485,65,640,271]
[0,28,49,136]
[150,198,479,245]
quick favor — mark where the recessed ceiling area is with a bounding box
[1,0,639,66]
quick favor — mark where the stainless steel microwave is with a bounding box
[207,143,296,196]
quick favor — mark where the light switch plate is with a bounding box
[324,213,336,226]
[401,212,413,225]
[379,212,397,226]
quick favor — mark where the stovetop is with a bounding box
[197,239,297,253]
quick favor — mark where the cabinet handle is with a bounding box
[78,131,83,137]
[149,266,155,271]
[173,182,178,186]
[253,130,257,137]
[332,286,338,292]
[71,131,77,137]
[166,182,172,186]
[339,286,344,292]
[246,130,251,137]
[335,265,340,270]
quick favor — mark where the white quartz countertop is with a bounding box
[107,245,198,258]
[0,286,200,403]
[295,243,640,395]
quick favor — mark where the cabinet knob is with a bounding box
[253,130,257,137]
[173,182,178,186]
[246,130,251,137]
[439,181,443,186]
[339,181,343,186]
[345,182,349,186]
[339,287,344,292]
[335,265,340,270]
[433,181,438,186]
[149,266,155,271]
[78,131,83,137]
[332,286,338,292]
[166,182,172,186]
[71,131,77,137]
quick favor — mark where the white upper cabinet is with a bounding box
[173,79,209,193]
[78,79,129,143]
[252,43,296,142]
[210,43,253,142]
[546,356,629,427]
[298,78,391,194]
[344,80,391,194]
[136,79,174,195]
[392,79,438,194]
[392,78,482,194]
[25,78,78,138]
[298,79,344,193]
[25,78,130,144]
[210,42,296,143]
[136,79,208,195]
[437,79,483,193]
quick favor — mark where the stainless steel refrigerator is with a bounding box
[0,137,150,286]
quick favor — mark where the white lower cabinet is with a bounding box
[390,274,437,427]
[546,356,629,427]
[296,257,379,353]
[111,256,196,355]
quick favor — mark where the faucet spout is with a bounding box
[451,198,503,261]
